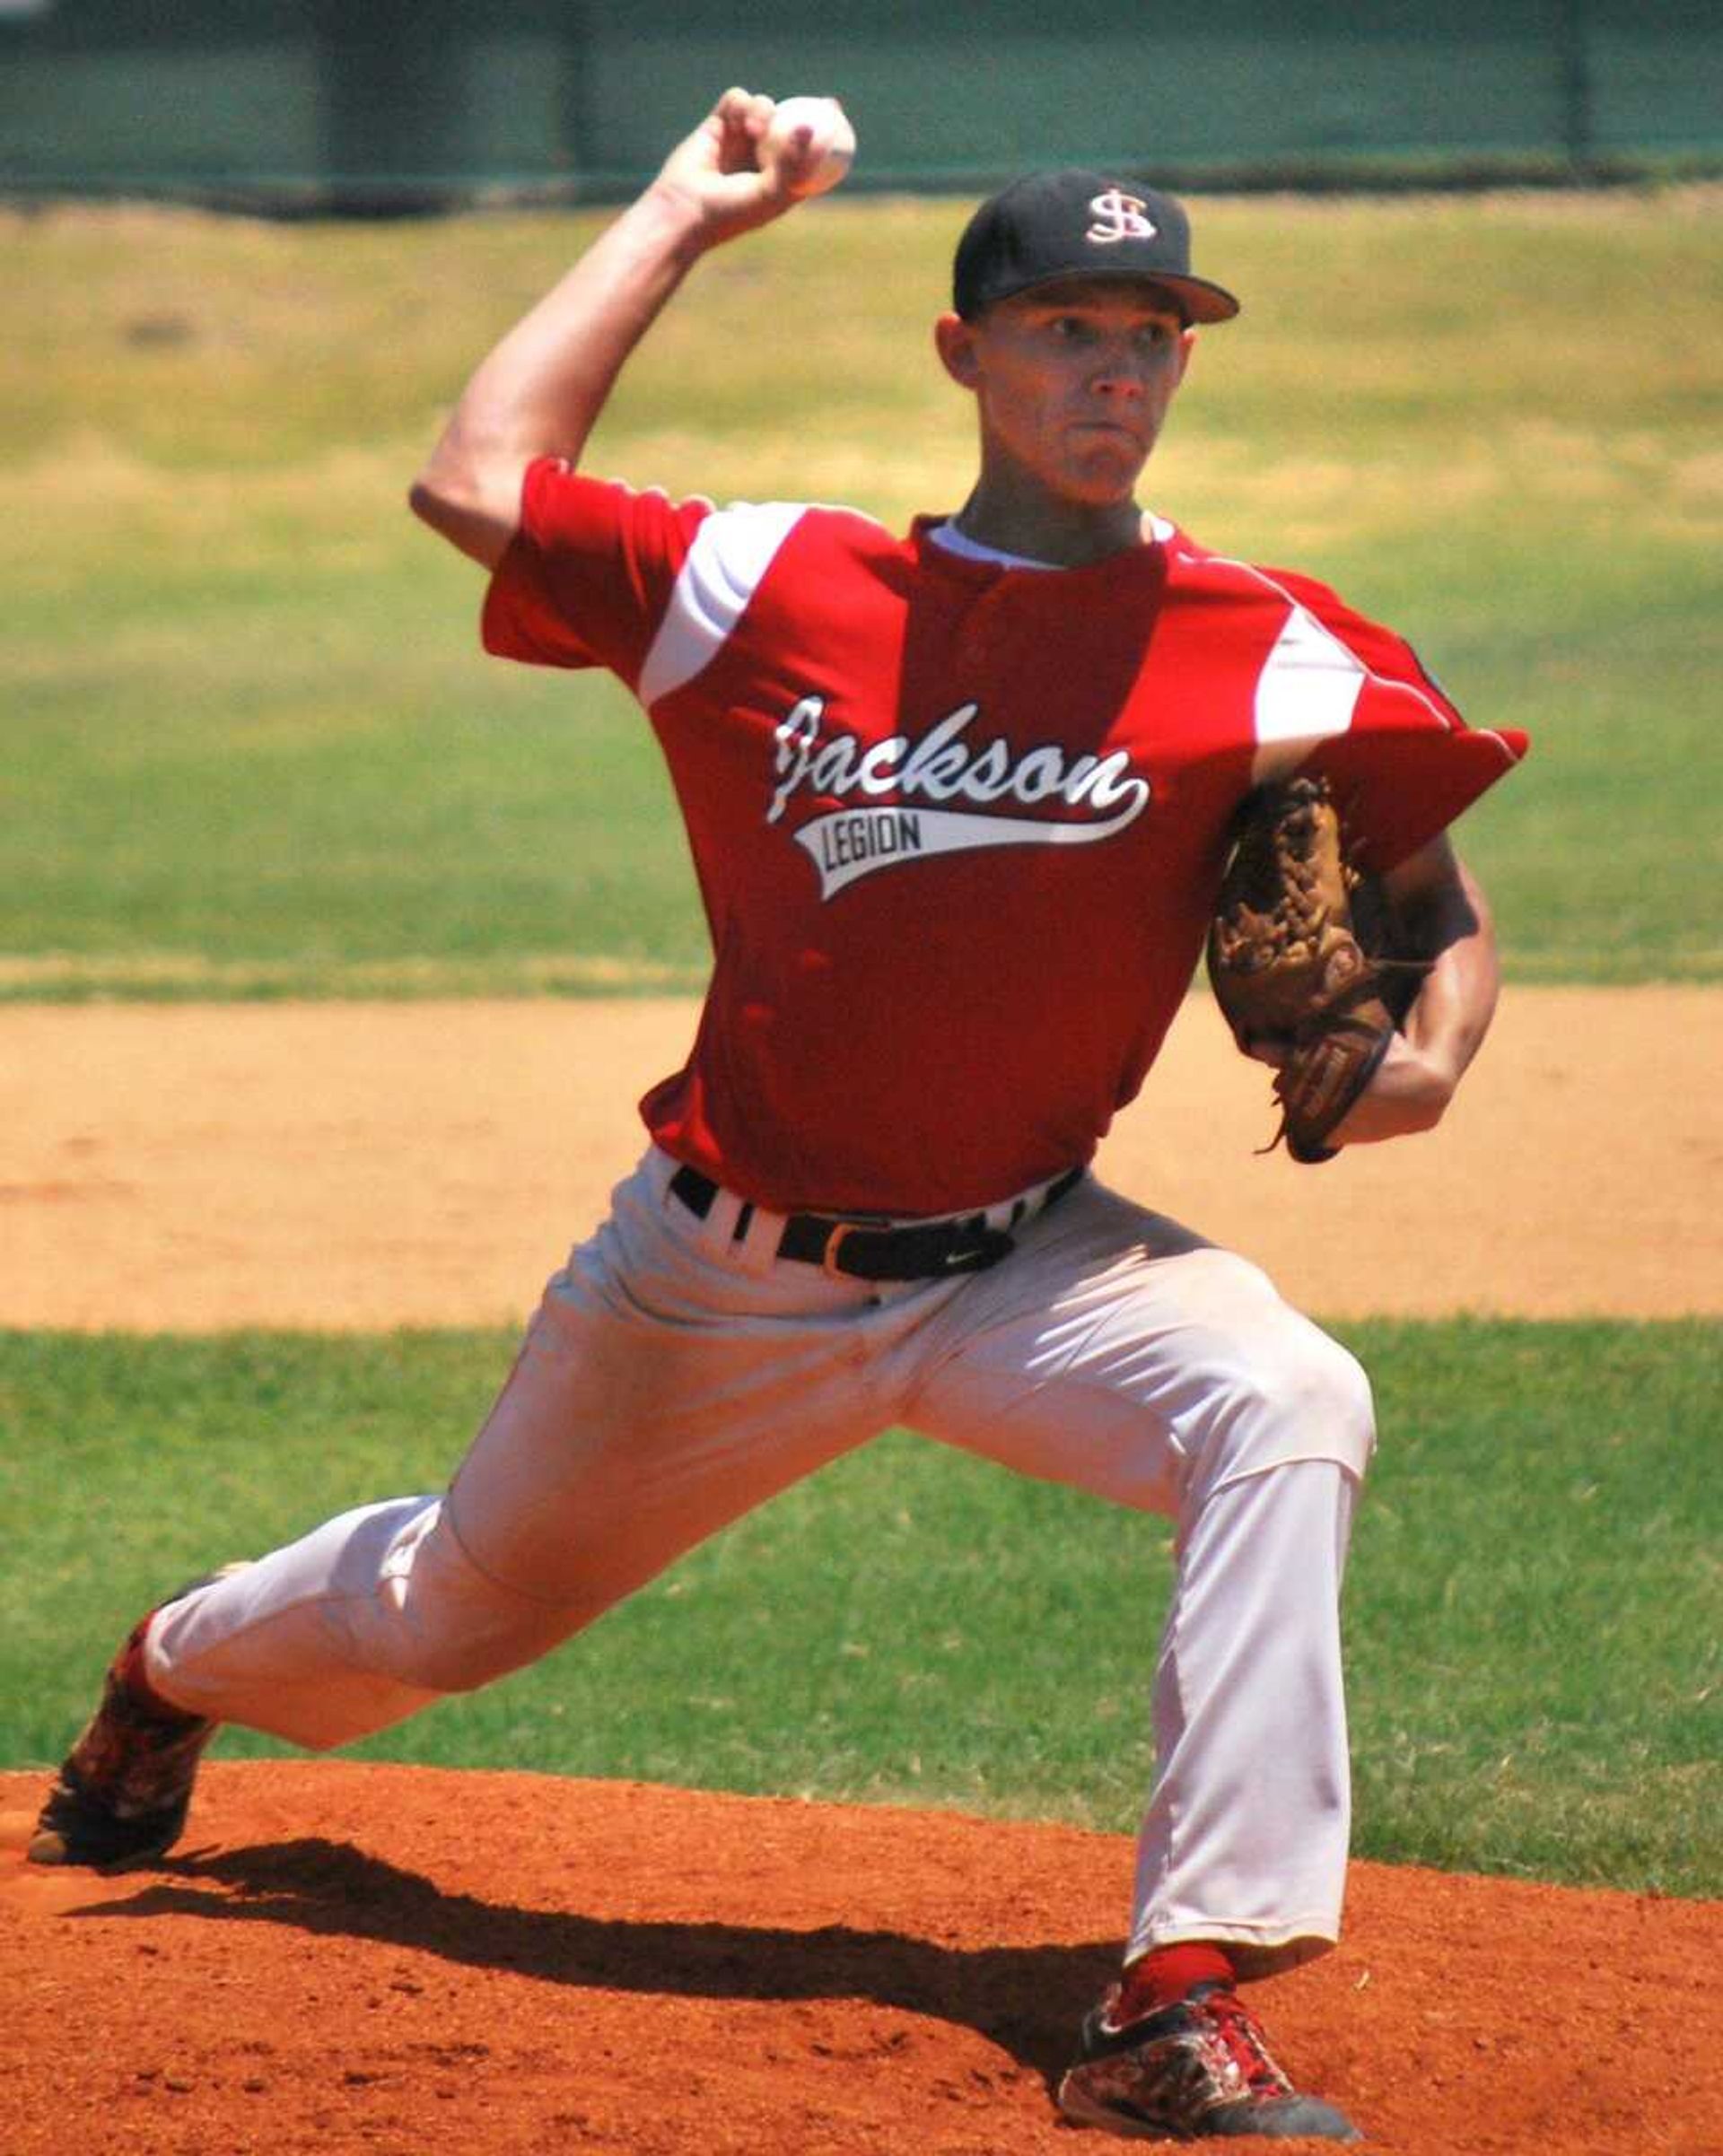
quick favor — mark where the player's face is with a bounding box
[940,280,1196,511]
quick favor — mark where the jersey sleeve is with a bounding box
[1266,566,1529,872]
[480,458,712,690]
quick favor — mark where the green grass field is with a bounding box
[3,1322,1717,1898]
[4,188,1721,995]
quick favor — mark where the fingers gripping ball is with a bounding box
[764,96,856,197]
[1206,777,1422,1164]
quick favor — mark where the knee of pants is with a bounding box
[363,1506,591,1696]
[1185,1316,1376,1495]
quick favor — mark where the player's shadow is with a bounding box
[74,1837,1117,2088]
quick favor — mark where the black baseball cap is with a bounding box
[952,169,1239,326]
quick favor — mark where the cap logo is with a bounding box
[1086,189,1157,246]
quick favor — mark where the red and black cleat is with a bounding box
[28,1567,245,1869]
[1057,1977,1362,2142]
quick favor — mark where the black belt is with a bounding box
[669,1164,1083,1282]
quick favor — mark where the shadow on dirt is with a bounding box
[75,1836,1119,2087]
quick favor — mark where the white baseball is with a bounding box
[764,96,855,197]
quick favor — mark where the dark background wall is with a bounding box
[3,1,1719,205]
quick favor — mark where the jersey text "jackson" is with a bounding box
[770,695,1151,897]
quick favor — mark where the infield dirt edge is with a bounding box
[3,985,1718,1328]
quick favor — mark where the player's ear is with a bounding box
[1175,324,1198,387]
[934,311,981,390]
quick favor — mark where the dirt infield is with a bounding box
[5,991,1720,2153]
[2,1763,1719,2156]
[4,987,1719,1328]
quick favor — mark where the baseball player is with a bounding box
[31,90,1526,2142]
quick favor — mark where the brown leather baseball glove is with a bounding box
[1206,776,1421,1164]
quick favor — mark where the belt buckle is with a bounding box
[821,1222,860,1279]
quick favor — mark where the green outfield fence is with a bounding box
[3,0,1720,211]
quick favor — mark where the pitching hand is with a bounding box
[653,88,836,246]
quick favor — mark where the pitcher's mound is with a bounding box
[1,1761,1715,2154]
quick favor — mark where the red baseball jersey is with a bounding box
[483,460,1527,1215]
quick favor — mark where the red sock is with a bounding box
[1115,1942,1237,2020]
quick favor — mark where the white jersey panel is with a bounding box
[636,500,809,709]
[1249,605,1366,783]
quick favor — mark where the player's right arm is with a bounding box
[410,89,824,571]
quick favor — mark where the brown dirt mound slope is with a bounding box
[4,988,1720,1329]
[2,1762,1718,2156]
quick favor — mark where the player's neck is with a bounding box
[951,479,1146,569]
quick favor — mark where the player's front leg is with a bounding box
[903,1178,1372,2138]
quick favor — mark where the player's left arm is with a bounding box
[1326,832,1500,1146]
